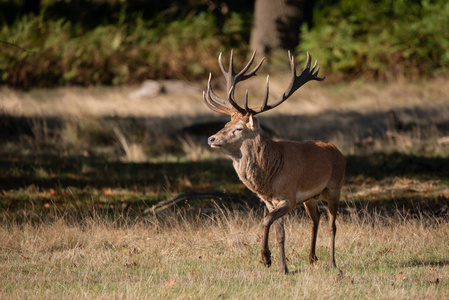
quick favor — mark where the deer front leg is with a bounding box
[261,200,290,271]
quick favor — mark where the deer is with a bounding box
[203,50,346,274]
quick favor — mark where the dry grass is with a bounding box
[2,77,449,118]
[1,78,449,298]
[1,207,447,299]
[0,85,207,118]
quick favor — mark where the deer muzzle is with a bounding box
[208,136,222,148]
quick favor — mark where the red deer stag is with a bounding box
[203,50,346,274]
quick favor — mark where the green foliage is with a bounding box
[2,0,449,86]
[0,4,251,87]
[298,0,449,80]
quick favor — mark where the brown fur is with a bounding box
[208,114,346,274]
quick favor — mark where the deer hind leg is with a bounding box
[322,188,340,268]
[274,218,288,274]
[304,196,321,265]
[261,200,290,271]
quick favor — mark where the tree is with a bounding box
[249,0,314,55]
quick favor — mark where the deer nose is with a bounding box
[208,136,216,145]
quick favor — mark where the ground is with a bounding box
[1,77,449,298]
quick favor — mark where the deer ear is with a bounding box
[248,115,259,131]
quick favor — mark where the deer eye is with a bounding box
[235,127,243,131]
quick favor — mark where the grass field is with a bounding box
[1,77,449,298]
[1,208,448,299]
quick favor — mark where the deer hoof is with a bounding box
[261,250,272,268]
[309,254,318,265]
[264,259,271,268]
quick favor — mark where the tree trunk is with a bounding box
[250,0,314,56]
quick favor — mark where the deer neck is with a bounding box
[230,131,283,196]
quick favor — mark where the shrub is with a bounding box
[298,0,449,80]
[0,8,250,87]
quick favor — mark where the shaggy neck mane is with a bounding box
[231,131,284,197]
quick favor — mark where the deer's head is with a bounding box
[204,50,324,152]
[208,114,260,152]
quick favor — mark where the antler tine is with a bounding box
[288,50,296,74]
[304,52,312,72]
[236,50,256,77]
[209,87,227,104]
[218,50,235,95]
[204,90,232,115]
[207,73,224,104]
[244,90,250,112]
[226,86,247,115]
[246,75,270,115]
[235,50,266,83]
[216,50,245,112]
[218,52,226,76]
[285,50,300,96]
[313,65,321,77]
[205,66,229,105]
[204,73,236,115]
[311,58,318,72]
[229,49,234,75]
[251,51,325,115]
[261,75,270,111]
[203,91,222,114]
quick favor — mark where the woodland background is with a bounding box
[1,0,448,88]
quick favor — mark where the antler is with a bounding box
[204,50,265,115]
[249,51,325,115]
[203,50,325,116]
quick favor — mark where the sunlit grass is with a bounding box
[0,207,447,299]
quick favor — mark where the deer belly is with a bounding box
[295,182,327,203]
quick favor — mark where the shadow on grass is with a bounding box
[2,106,449,220]
[346,153,449,180]
[2,152,448,191]
[0,155,239,190]
[2,102,449,142]
[2,153,449,225]
[399,259,449,268]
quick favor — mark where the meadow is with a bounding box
[1,76,449,298]
[1,207,448,299]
